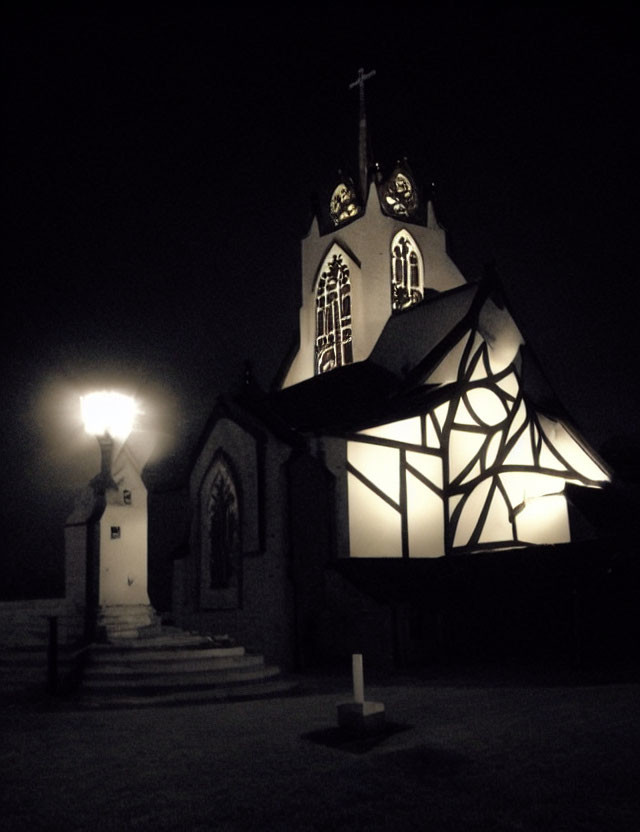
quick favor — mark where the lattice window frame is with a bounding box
[315,250,354,375]
[345,326,608,557]
[391,229,424,313]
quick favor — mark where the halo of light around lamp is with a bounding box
[81,391,137,441]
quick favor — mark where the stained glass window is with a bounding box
[316,250,353,374]
[206,458,240,588]
[391,230,424,312]
[329,181,360,226]
[381,170,418,217]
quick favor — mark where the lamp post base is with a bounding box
[96,604,162,642]
[337,700,386,735]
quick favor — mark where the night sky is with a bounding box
[3,8,638,596]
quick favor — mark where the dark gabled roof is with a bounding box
[252,283,485,434]
[241,273,571,439]
[369,282,480,379]
[257,360,401,434]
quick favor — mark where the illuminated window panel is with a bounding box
[515,494,570,545]
[528,472,565,499]
[344,310,606,559]
[465,387,508,426]
[532,422,540,449]
[452,478,492,548]
[498,472,527,513]
[391,230,424,312]
[360,416,422,446]
[426,414,441,449]
[406,473,445,557]
[330,181,360,226]
[463,333,487,380]
[470,358,489,382]
[315,249,353,375]
[460,460,482,486]
[454,398,477,426]
[538,417,609,482]
[496,371,520,399]
[425,337,468,385]
[506,400,527,444]
[347,442,400,502]
[484,327,523,376]
[499,471,564,509]
[381,170,418,218]
[503,429,536,468]
[478,488,514,544]
[348,472,402,557]
[538,439,570,473]
[432,402,451,433]
[406,450,443,490]
[485,431,503,469]
[448,429,486,483]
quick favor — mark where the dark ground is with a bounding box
[1,666,638,831]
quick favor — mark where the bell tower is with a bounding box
[280,75,467,389]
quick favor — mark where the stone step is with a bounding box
[1,618,289,708]
[96,605,163,642]
[77,678,300,709]
[96,627,160,640]
[81,664,282,693]
[87,644,246,662]
[84,653,265,675]
[91,633,236,652]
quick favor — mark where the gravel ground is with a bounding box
[1,670,638,831]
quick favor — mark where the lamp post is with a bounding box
[65,391,160,642]
[81,391,136,497]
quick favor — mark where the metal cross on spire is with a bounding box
[349,67,376,203]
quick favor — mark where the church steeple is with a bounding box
[348,67,376,203]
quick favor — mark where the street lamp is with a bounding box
[65,390,160,642]
[81,391,137,493]
[81,390,137,440]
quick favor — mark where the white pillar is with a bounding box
[352,653,364,704]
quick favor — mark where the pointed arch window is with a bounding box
[315,250,353,374]
[206,456,240,589]
[391,230,424,312]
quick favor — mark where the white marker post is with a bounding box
[352,653,365,703]
[337,651,385,735]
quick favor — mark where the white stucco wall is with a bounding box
[97,444,150,607]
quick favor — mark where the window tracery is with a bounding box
[391,230,424,312]
[206,458,240,588]
[346,327,609,558]
[329,181,360,226]
[315,251,353,375]
[380,170,418,217]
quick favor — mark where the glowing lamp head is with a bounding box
[81,391,137,441]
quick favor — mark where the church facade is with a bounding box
[171,88,609,670]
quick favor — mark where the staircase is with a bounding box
[0,600,297,707]
[76,627,297,708]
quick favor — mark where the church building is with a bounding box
[171,72,610,670]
